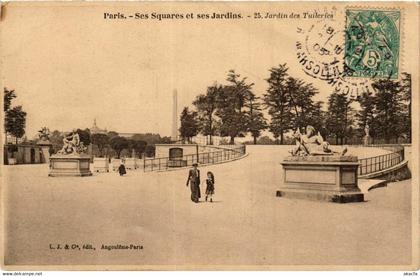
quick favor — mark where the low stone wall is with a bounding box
[154,144,198,158]
[93,157,109,173]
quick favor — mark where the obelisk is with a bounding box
[171,89,178,142]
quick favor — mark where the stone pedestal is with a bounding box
[277,155,364,203]
[363,135,372,146]
[49,154,92,177]
[8,158,16,165]
[37,140,52,164]
[124,158,137,170]
[111,159,121,171]
[40,146,51,163]
[93,157,109,172]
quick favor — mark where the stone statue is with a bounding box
[58,129,87,155]
[363,124,371,146]
[289,125,347,156]
[38,127,50,142]
[364,124,370,137]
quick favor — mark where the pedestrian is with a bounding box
[205,171,215,202]
[186,163,201,203]
[118,159,126,176]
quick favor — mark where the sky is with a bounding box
[1,2,416,139]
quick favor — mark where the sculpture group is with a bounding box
[37,127,50,142]
[289,125,347,156]
[49,128,91,177]
[278,125,363,203]
[58,129,87,155]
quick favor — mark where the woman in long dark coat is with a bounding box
[186,163,201,203]
[118,160,126,176]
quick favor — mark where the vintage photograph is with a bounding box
[1,1,419,271]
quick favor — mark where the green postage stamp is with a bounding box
[345,9,401,79]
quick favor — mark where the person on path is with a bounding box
[118,159,127,176]
[186,163,201,203]
[205,171,215,202]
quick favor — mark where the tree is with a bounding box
[77,128,91,146]
[4,88,16,112]
[50,130,64,153]
[287,78,320,129]
[179,107,199,143]
[131,140,147,158]
[263,64,292,144]
[144,144,156,157]
[400,72,412,143]
[131,133,163,145]
[325,92,355,145]
[127,139,147,157]
[372,79,405,143]
[5,106,27,144]
[193,84,221,145]
[91,133,109,157]
[4,88,26,144]
[216,70,252,144]
[4,88,16,146]
[354,74,411,144]
[263,65,322,144]
[109,136,129,158]
[307,101,325,135]
[107,131,119,139]
[133,140,147,157]
[257,136,276,145]
[356,91,377,142]
[159,136,172,144]
[244,94,267,144]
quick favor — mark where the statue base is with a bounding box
[277,155,364,203]
[49,154,92,177]
[363,135,372,146]
[124,158,138,170]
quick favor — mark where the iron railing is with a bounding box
[357,145,405,176]
[143,144,246,172]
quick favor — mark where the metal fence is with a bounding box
[143,144,246,172]
[357,145,405,176]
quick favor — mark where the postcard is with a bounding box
[1,1,419,271]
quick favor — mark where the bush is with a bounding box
[257,136,275,145]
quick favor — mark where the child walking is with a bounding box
[205,171,215,202]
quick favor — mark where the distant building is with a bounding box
[5,133,26,144]
[89,119,144,138]
[118,132,139,138]
[90,118,108,135]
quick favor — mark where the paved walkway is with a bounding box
[4,146,412,267]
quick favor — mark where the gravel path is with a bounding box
[4,146,411,267]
